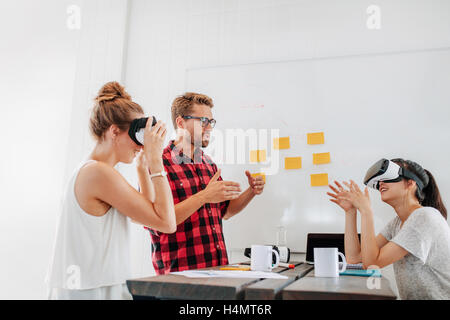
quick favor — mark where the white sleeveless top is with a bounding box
[46,160,132,290]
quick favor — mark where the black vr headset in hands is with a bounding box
[363,158,425,191]
[128,116,157,146]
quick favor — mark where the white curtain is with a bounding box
[0,0,153,299]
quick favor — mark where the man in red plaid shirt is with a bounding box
[146,92,265,275]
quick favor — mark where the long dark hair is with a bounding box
[391,158,447,219]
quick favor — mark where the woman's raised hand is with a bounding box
[335,180,372,214]
[327,180,356,213]
[143,119,167,166]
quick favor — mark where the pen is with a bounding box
[220,267,251,271]
[279,263,295,269]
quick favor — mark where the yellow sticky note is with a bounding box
[251,173,266,183]
[273,137,290,150]
[250,150,266,163]
[307,132,325,145]
[311,173,329,187]
[285,157,302,169]
[313,152,331,165]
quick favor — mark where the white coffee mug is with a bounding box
[314,247,347,277]
[251,245,280,272]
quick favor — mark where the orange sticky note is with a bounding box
[273,137,290,150]
[307,132,325,145]
[251,173,266,183]
[250,150,266,162]
[285,157,302,169]
[310,173,329,187]
[313,152,331,165]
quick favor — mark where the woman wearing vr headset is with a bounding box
[327,158,450,300]
[47,82,176,299]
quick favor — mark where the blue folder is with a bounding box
[340,269,382,277]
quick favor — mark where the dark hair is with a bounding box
[391,158,447,219]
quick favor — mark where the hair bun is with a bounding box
[95,81,131,103]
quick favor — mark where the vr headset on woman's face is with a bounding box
[128,116,157,146]
[363,158,424,191]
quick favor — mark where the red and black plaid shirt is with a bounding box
[146,140,230,275]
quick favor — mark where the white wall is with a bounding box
[0,0,80,299]
[0,0,148,299]
[124,0,450,123]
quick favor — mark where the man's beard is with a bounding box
[201,138,210,148]
[190,135,209,148]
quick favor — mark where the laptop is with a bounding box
[305,233,362,267]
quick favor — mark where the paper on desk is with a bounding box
[171,270,288,279]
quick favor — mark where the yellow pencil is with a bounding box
[220,267,251,271]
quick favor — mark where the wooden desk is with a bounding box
[245,263,313,300]
[127,262,397,300]
[281,270,397,300]
[126,263,294,300]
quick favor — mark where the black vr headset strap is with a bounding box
[399,168,425,191]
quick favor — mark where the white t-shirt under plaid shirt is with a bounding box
[380,206,450,300]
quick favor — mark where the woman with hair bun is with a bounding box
[46,82,176,299]
[327,158,450,300]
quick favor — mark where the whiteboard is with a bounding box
[186,48,450,252]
